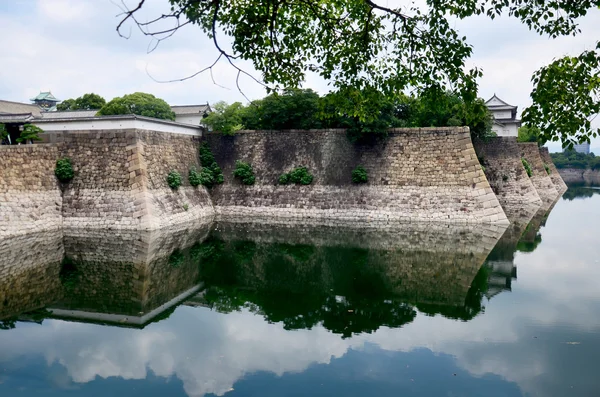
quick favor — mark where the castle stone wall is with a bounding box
[519,143,559,207]
[539,147,568,194]
[206,128,508,224]
[0,145,63,237]
[473,137,542,222]
[558,168,600,185]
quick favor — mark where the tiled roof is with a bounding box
[171,104,211,115]
[0,113,35,123]
[40,110,98,119]
[0,100,42,117]
[485,94,516,109]
[31,91,59,102]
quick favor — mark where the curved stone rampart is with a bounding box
[206,128,508,224]
[519,143,559,207]
[473,137,542,222]
[539,147,568,194]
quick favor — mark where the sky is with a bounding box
[0,0,598,152]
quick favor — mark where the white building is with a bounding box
[171,104,211,126]
[572,142,591,154]
[485,95,521,137]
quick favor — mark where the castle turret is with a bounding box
[31,91,59,111]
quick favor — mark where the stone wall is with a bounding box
[0,145,63,237]
[473,137,542,222]
[539,147,568,194]
[558,168,600,185]
[0,128,215,236]
[205,128,508,224]
[519,143,559,207]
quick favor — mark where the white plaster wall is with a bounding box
[492,110,512,119]
[175,114,202,126]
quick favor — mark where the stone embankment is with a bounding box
[539,147,568,193]
[473,137,542,222]
[2,123,574,237]
[206,128,508,225]
[519,143,559,207]
[558,168,600,185]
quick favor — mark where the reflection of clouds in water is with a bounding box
[0,309,364,397]
[0,199,598,397]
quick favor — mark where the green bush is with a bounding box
[55,158,74,182]
[169,250,184,268]
[232,160,256,185]
[167,170,182,189]
[279,166,313,185]
[544,164,551,175]
[17,124,43,144]
[521,158,532,177]
[351,165,368,183]
[198,142,224,187]
[189,168,201,187]
[97,92,175,121]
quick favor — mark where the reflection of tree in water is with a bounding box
[198,236,495,337]
[562,184,600,201]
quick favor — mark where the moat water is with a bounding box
[1,185,599,397]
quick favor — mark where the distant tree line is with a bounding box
[550,150,600,170]
[203,88,494,143]
[58,92,175,121]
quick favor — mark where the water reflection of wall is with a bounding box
[0,230,64,320]
[49,222,211,324]
[191,221,506,337]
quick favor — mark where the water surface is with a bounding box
[1,186,599,396]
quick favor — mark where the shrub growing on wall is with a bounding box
[55,158,75,182]
[167,170,182,189]
[521,158,533,177]
[544,164,551,175]
[189,167,202,187]
[233,161,256,185]
[352,165,368,183]
[279,166,313,185]
[198,142,224,187]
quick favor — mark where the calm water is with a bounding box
[1,185,599,397]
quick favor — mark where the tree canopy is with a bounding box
[517,125,542,145]
[550,151,600,170]
[117,0,599,147]
[57,93,106,111]
[97,92,175,121]
[202,88,493,142]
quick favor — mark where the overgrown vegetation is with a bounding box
[232,161,256,185]
[0,123,7,142]
[167,170,182,189]
[279,166,313,185]
[550,150,600,170]
[16,124,43,144]
[517,125,542,145]
[55,158,75,182]
[198,142,224,187]
[57,93,106,111]
[122,1,599,148]
[188,167,202,187]
[351,165,368,184]
[97,92,175,121]
[521,158,533,177]
[202,88,494,143]
[544,164,551,175]
[169,250,184,268]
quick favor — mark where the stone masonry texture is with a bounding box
[0,128,215,236]
[519,143,559,208]
[539,147,568,194]
[205,128,508,224]
[473,137,542,223]
[558,168,600,184]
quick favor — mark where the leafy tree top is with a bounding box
[118,0,599,146]
[97,92,175,121]
[57,93,106,111]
